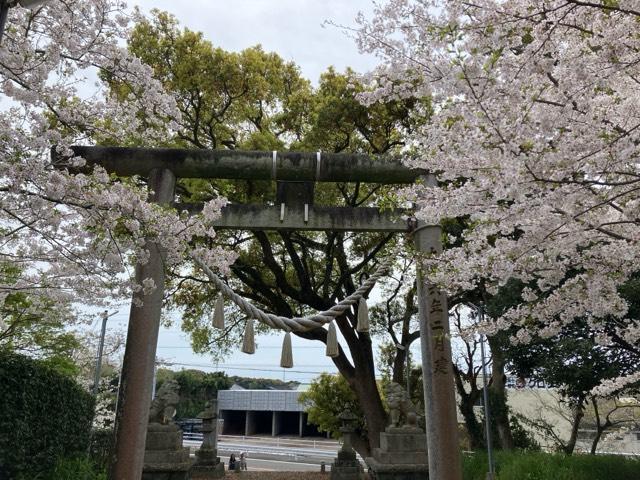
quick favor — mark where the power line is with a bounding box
[156,345,326,349]
[158,361,336,376]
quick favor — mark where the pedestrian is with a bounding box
[228,453,236,471]
[240,452,248,471]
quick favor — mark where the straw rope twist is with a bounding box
[191,254,392,333]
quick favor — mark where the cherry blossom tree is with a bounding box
[356,0,640,394]
[0,1,233,334]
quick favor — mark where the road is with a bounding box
[184,435,354,471]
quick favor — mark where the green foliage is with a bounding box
[89,429,114,474]
[0,352,95,479]
[462,451,640,480]
[120,9,312,151]
[156,368,231,418]
[155,369,301,419]
[228,376,298,391]
[0,263,81,374]
[483,389,538,451]
[44,457,106,480]
[298,373,365,439]
[508,415,540,452]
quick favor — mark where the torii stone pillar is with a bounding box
[414,222,462,480]
[109,168,176,480]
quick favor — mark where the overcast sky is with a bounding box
[98,1,417,383]
[134,0,381,83]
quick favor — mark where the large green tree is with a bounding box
[113,10,430,457]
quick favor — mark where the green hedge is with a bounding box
[0,351,95,479]
[89,429,114,473]
[44,457,106,480]
[463,451,640,480]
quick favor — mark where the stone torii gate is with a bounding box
[59,146,462,480]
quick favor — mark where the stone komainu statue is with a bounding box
[148,379,180,425]
[385,381,420,429]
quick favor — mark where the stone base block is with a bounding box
[143,423,192,480]
[145,448,191,464]
[365,457,428,480]
[335,449,357,463]
[191,462,225,479]
[146,431,183,451]
[331,465,362,480]
[379,431,426,452]
[141,463,192,480]
[371,448,428,465]
[331,449,363,480]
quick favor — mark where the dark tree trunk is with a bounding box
[391,347,406,385]
[563,400,585,455]
[588,397,613,455]
[487,335,514,450]
[590,428,604,455]
[339,327,387,457]
[459,392,485,449]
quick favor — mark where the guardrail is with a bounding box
[182,433,341,451]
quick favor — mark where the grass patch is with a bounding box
[462,451,640,480]
[41,457,106,480]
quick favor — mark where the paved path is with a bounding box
[217,455,329,472]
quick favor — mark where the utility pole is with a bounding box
[92,310,116,396]
[406,348,411,396]
[478,307,495,480]
[468,302,495,480]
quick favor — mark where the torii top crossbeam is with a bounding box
[55,146,425,183]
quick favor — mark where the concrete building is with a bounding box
[217,388,326,437]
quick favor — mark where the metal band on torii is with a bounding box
[272,150,277,180]
[316,151,322,181]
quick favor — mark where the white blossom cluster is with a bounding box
[0,2,234,320]
[357,1,640,395]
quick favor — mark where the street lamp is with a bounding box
[0,0,51,44]
[467,302,496,480]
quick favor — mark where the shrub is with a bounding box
[0,351,95,479]
[44,457,106,480]
[462,451,640,480]
[89,429,114,473]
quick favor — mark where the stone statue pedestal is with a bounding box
[142,423,192,480]
[366,426,429,480]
